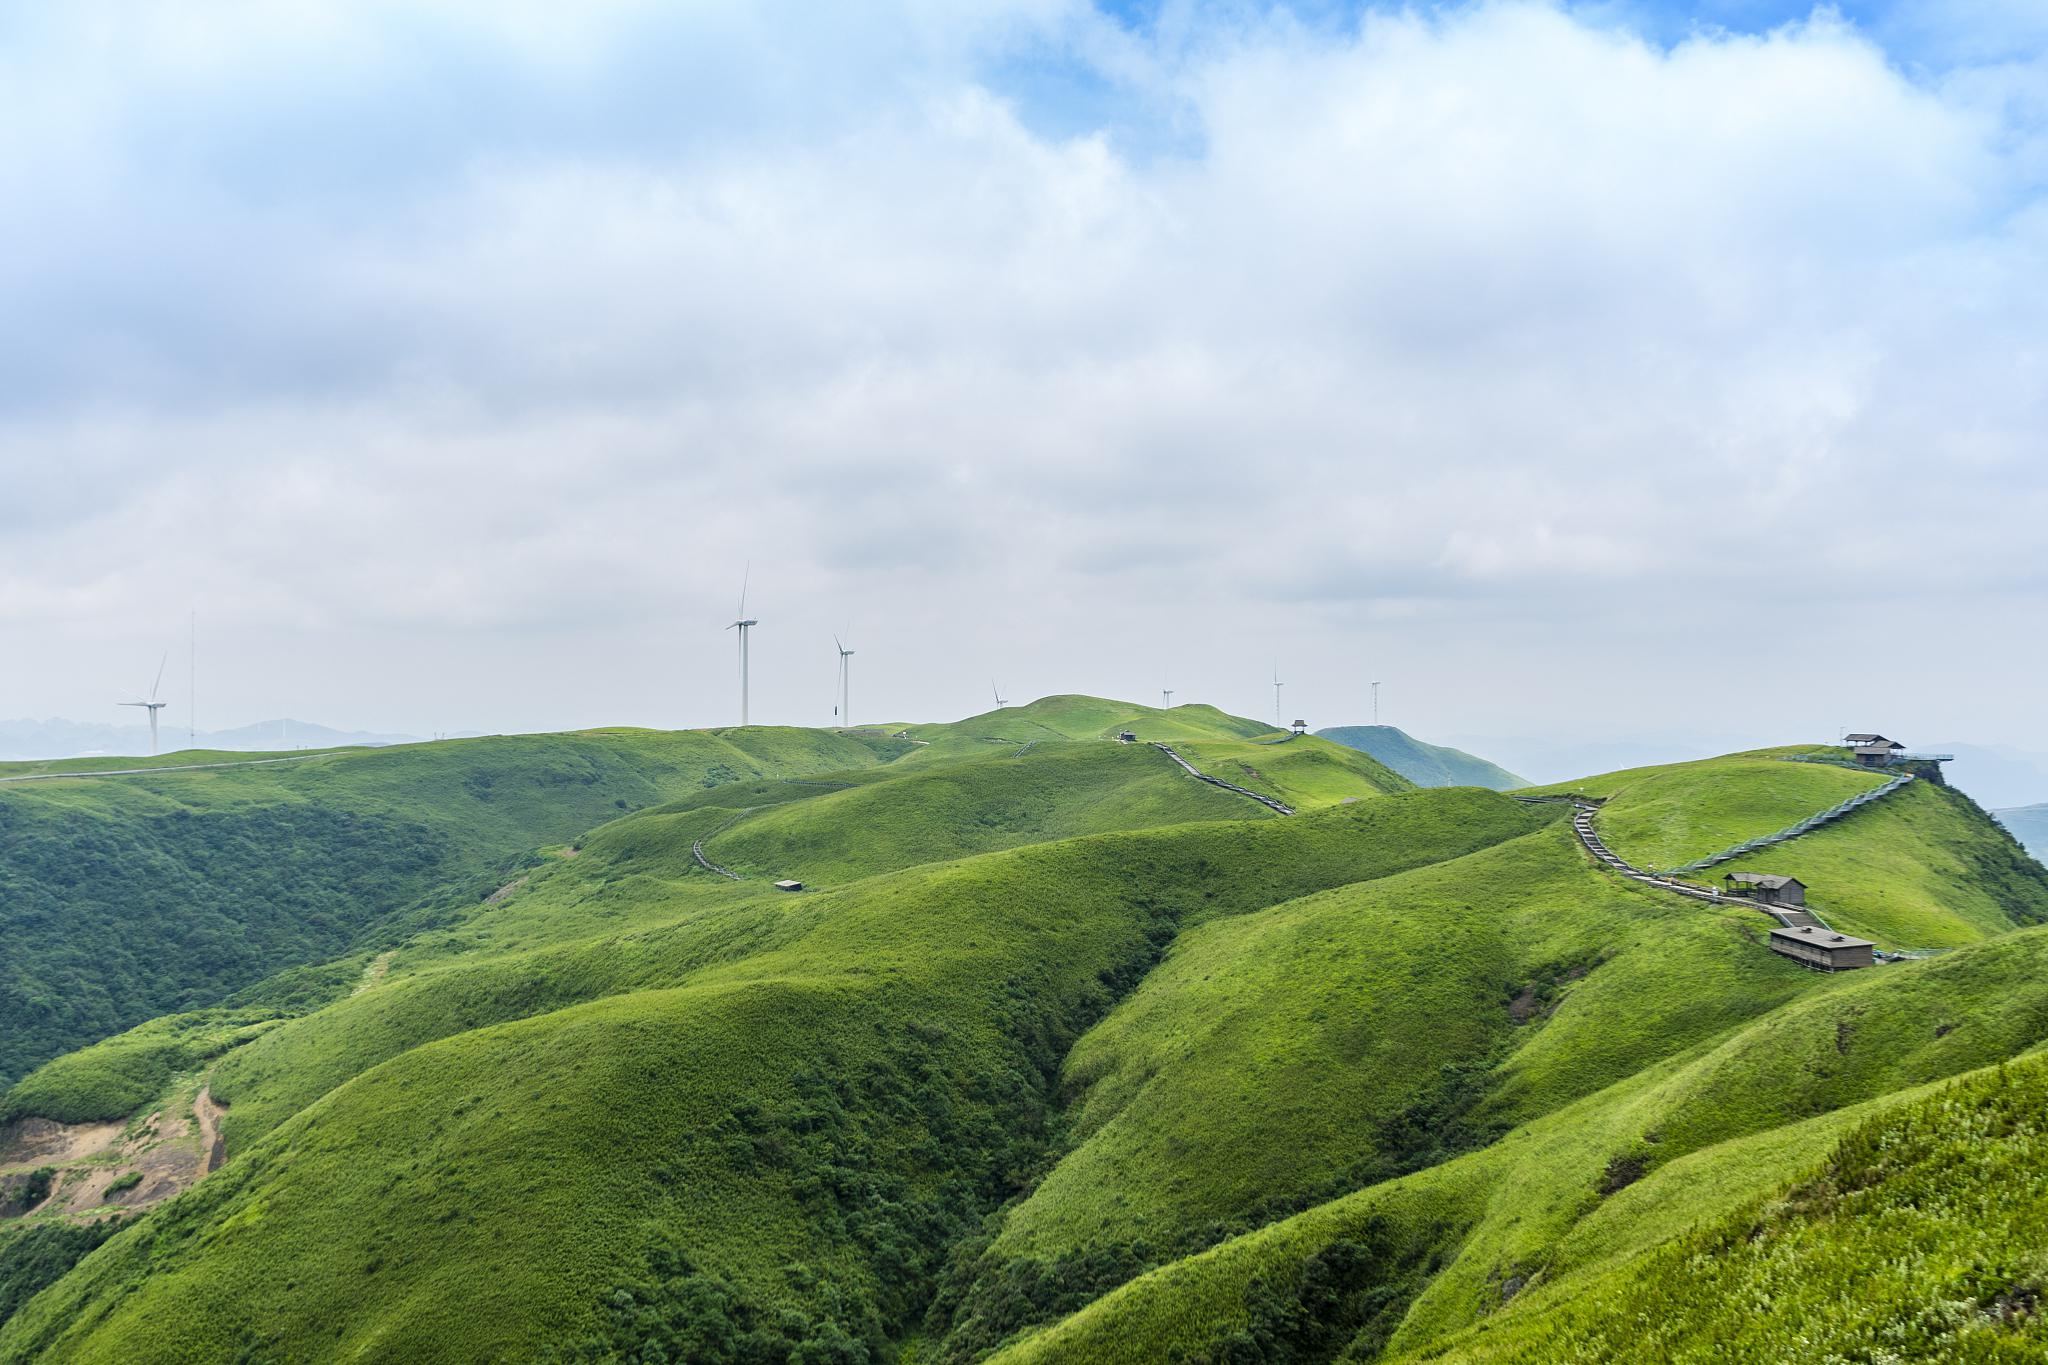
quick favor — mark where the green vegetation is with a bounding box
[1166,737,1412,809]
[0,727,902,1085]
[1409,1056,2048,1363]
[1,1009,280,1124]
[1316,726,1526,791]
[0,1222,124,1332]
[5,701,2048,1364]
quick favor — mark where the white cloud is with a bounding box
[0,1,2044,746]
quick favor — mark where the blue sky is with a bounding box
[1,0,2045,754]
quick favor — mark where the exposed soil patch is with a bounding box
[485,875,529,904]
[194,1085,229,1174]
[2,1081,228,1223]
[2,1116,124,1168]
[351,950,396,997]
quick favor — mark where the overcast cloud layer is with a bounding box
[2,0,2045,756]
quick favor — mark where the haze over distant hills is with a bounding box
[0,718,431,761]
[1318,725,1526,791]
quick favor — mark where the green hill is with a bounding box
[0,728,906,1088]
[1316,725,1527,791]
[7,703,2048,1363]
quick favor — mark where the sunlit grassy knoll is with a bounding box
[1525,748,1883,869]
[1164,735,1412,809]
[705,740,1274,884]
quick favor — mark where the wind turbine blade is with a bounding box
[152,652,168,701]
[738,561,751,618]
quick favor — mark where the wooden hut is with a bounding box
[1768,925,1875,971]
[1723,872,1807,907]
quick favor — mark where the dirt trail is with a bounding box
[350,950,396,996]
[193,1085,228,1174]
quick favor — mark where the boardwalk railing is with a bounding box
[1151,743,1296,815]
[1666,773,1915,874]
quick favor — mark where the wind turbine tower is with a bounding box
[727,568,758,727]
[1272,669,1284,729]
[119,653,170,756]
[1162,687,1174,708]
[834,635,854,728]
[1372,681,1382,727]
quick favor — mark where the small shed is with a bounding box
[1116,730,1137,743]
[1845,733,1904,767]
[1723,872,1807,907]
[773,879,804,893]
[1768,925,1875,971]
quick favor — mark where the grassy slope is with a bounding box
[987,918,2048,1365]
[0,788,1544,1363]
[11,725,2048,1365]
[1316,726,1527,791]
[1530,749,2048,947]
[0,727,901,1087]
[1410,1055,2048,1363]
[1166,736,1413,809]
[898,696,1273,757]
[1529,749,1885,869]
[705,741,1273,884]
[937,820,1815,1359]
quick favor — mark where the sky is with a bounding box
[2,0,2045,761]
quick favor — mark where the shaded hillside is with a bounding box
[1317,725,1526,791]
[0,728,906,1086]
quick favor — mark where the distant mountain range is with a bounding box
[1316,724,1527,790]
[0,718,428,762]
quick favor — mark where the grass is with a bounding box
[1,1009,282,1125]
[980,917,2048,1365]
[1164,736,1412,809]
[704,740,1276,885]
[0,787,1543,1364]
[0,726,904,1086]
[1408,1055,2048,1362]
[1527,748,1886,870]
[7,711,2048,1364]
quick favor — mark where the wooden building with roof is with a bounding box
[1768,924,1875,971]
[1723,872,1807,907]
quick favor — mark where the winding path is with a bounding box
[1151,743,1295,816]
[1536,797,1835,931]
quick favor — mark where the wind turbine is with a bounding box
[727,566,758,726]
[119,653,170,756]
[1161,687,1174,708]
[834,635,854,728]
[992,680,1009,709]
[1372,681,1382,726]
